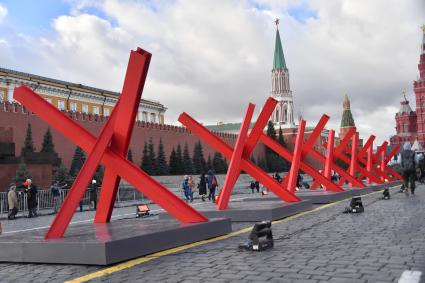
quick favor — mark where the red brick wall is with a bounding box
[0,127,13,143]
[0,164,53,191]
[0,101,266,173]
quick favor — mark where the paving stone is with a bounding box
[0,183,422,282]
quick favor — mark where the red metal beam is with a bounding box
[287,120,306,193]
[349,132,359,186]
[243,97,277,158]
[46,107,119,238]
[96,48,151,223]
[259,134,344,192]
[179,112,301,202]
[217,104,255,210]
[302,115,329,153]
[366,141,373,184]
[14,66,208,239]
[323,130,335,190]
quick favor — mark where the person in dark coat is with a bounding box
[250,180,255,193]
[198,173,208,201]
[207,170,218,203]
[296,174,303,191]
[400,142,417,195]
[89,179,98,210]
[255,181,260,193]
[24,178,38,218]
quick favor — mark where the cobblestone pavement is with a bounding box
[1,184,425,282]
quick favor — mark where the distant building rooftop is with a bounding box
[0,67,165,109]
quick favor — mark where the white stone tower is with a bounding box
[271,19,295,128]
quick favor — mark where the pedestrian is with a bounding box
[255,180,260,193]
[89,180,98,210]
[50,181,67,213]
[182,175,192,202]
[400,142,417,195]
[7,183,18,220]
[274,172,282,183]
[24,178,38,218]
[296,173,303,191]
[198,173,208,201]
[188,175,195,202]
[250,180,255,193]
[207,170,218,203]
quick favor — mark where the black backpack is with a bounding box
[401,150,416,171]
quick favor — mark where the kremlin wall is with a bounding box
[0,100,266,172]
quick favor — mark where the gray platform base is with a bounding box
[243,181,402,204]
[297,190,354,204]
[160,200,312,222]
[0,218,231,265]
[243,190,353,204]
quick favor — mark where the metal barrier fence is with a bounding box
[0,175,312,216]
[0,186,148,216]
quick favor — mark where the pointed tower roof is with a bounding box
[273,19,287,70]
[421,25,425,54]
[340,94,355,128]
[399,90,413,114]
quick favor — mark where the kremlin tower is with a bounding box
[270,19,295,128]
[339,94,356,141]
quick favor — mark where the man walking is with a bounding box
[24,178,38,218]
[50,181,67,213]
[89,180,98,210]
[207,170,218,203]
[401,142,417,195]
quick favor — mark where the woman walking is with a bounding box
[198,173,208,201]
[8,183,18,220]
[188,175,195,202]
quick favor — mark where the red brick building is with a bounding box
[390,26,425,147]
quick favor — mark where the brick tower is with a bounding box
[270,19,295,128]
[339,94,355,140]
[414,25,425,145]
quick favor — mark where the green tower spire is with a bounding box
[340,94,355,128]
[273,19,287,70]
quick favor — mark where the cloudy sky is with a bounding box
[0,0,424,145]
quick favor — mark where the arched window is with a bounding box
[282,103,288,123]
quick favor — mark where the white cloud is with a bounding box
[2,0,424,146]
[0,3,7,23]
